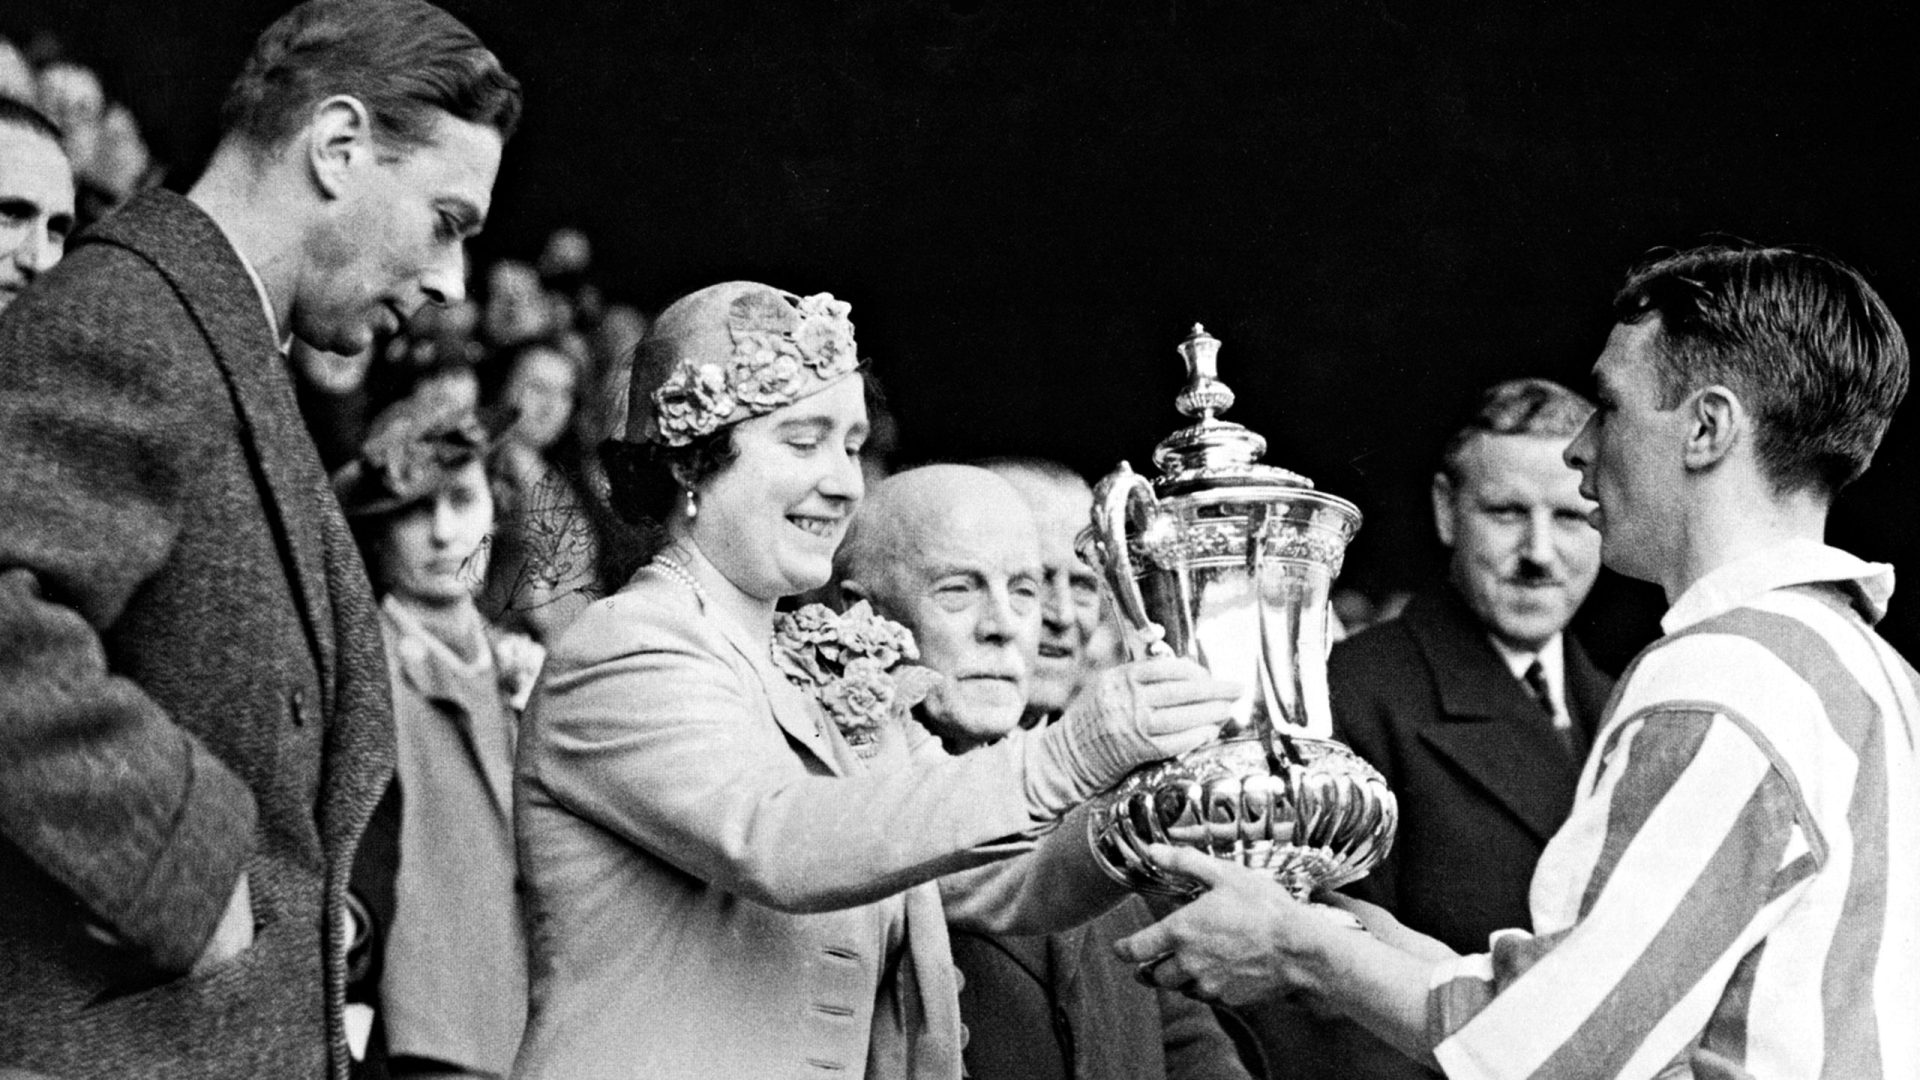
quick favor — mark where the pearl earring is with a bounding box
[686,488,699,520]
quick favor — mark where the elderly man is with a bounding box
[1120,245,1917,1080]
[837,463,1256,1080]
[978,457,1110,721]
[0,2,520,1076]
[0,97,74,316]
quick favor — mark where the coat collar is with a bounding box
[640,566,855,776]
[1399,585,1599,841]
[381,597,515,817]
[82,189,338,709]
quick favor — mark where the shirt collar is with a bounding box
[1660,538,1895,635]
[207,215,292,356]
[1488,632,1564,693]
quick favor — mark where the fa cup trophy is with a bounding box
[1083,324,1397,900]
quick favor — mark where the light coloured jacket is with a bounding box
[511,566,1122,1080]
[378,597,527,1074]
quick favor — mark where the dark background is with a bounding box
[7,0,1919,665]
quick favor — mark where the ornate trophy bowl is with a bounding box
[1083,325,1397,901]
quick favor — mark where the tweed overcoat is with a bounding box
[0,190,395,1079]
[511,567,1126,1080]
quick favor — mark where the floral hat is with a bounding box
[332,392,515,518]
[622,281,860,447]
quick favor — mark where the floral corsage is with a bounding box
[772,601,940,758]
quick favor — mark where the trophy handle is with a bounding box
[1088,461,1172,658]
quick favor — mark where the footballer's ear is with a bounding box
[1682,384,1745,471]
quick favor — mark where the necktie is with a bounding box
[1524,659,1576,756]
[1522,659,1552,716]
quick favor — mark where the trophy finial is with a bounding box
[1154,324,1304,489]
[1175,324,1234,421]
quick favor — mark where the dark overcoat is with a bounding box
[0,189,394,1079]
[1330,584,1614,952]
[949,896,1257,1080]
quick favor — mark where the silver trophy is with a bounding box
[1083,324,1397,900]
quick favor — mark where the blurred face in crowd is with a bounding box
[0,122,75,315]
[505,346,578,451]
[691,374,867,603]
[1433,431,1599,652]
[1565,318,1692,590]
[856,472,1044,745]
[993,468,1104,714]
[377,458,494,603]
[296,105,501,355]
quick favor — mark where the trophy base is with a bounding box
[1086,732,1398,900]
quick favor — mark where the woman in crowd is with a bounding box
[480,339,602,643]
[335,396,542,1080]
[511,281,1240,1079]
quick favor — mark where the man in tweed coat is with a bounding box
[0,2,519,1076]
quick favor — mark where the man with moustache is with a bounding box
[0,2,520,1075]
[1120,246,1917,1080]
[1241,380,1610,1080]
[836,464,1255,1080]
[0,97,74,316]
[1336,379,1612,956]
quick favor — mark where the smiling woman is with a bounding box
[511,281,1243,1079]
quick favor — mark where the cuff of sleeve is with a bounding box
[114,742,259,974]
[1012,723,1098,821]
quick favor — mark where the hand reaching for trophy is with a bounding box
[1050,657,1244,784]
[1016,658,1242,818]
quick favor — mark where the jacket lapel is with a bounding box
[1404,589,1583,843]
[85,191,338,708]
[699,592,847,777]
[1562,634,1613,762]
[386,604,515,819]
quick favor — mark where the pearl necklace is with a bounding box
[651,553,710,606]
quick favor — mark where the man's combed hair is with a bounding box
[0,96,64,145]
[219,0,522,153]
[1615,245,1910,496]
[1440,379,1594,483]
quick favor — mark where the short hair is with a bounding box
[0,96,64,145]
[1439,379,1594,483]
[1614,245,1910,496]
[219,0,522,154]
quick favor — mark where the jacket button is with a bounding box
[291,688,310,726]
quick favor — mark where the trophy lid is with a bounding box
[1151,324,1313,497]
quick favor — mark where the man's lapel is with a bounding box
[1404,590,1582,842]
[1562,634,1614,762]
[86,191,338,706]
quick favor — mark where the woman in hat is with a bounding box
[334,396,542,1080]
[510,281,1239,1080]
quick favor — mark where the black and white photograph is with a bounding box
[2,2,1915,1078]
